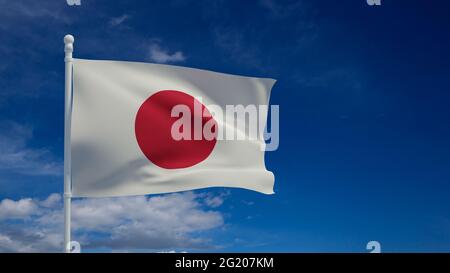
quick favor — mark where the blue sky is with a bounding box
[1,0,450,252]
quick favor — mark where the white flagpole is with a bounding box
[63,34,74,253]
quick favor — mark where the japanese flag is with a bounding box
[71,59,276,197]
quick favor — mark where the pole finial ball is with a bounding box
[64,35,74,44]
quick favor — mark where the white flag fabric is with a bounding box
[71,58,276,197]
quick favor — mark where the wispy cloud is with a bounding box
[0,192,225,252]
[0,0,71,24]
[212,26,264,69]
[259,0,304,19]
[109,14,130,27]
[200,191,230,208]
[148,43,186,63]
[295,68,363,91]
[0,121,62,176]
[205,0,317,71]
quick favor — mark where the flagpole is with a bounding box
[63,34,74,253]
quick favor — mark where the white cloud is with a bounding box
[0,198,37,220]
[157,250,187,253]
[148,43,186,63]
[0,234,34,252]
[109,14,129,27]
[40,193,61,208]
[0,121,62,176]
[0,192,225,252]
[201,191,229,208]
[204,196,224,208]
